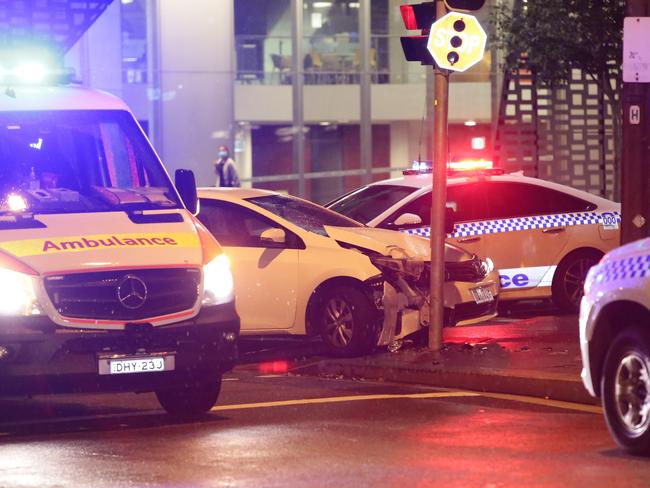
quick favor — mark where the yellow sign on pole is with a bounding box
[427,12,487,72]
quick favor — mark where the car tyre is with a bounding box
[552,250,601,313]
[156,374,222,418]
[316,285,377,357]
[601,327,650,455]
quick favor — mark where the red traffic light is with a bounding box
[400,2,437,31]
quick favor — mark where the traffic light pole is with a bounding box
[622,0,650,244]
[428,0,449,353]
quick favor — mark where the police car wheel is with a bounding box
[317,285,377,357]
[601,327,650,454]
[552,250,601,313]
[156,374,222,417]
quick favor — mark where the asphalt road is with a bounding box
[1,364,649,488]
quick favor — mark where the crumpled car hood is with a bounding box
[324,225,472,262]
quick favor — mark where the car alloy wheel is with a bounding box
[614,350,650,437]
[553,251,601,313]
[602,328,650,454]
[323,297,355,348]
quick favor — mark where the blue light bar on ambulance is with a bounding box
[0,63,73,85]
[0,46,73,86]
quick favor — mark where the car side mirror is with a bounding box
[175,169,198,215]
[445,207,456,234]
[393,213,423,228]
[260,228,286,244]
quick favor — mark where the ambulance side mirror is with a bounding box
[175,169,198,215]
[445,207,456,234]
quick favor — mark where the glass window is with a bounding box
[485,182,596,220]
[327,184,418,224]
[447,183,490,222]
[248,194,362,236]
[198,199,297,248]
[380,192,431,228]
[0,110,179,215]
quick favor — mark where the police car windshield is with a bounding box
[247,194,363,236]
[0,110,181,215]
[327,184,418,224]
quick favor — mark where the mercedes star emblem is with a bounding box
[117,274,148,310]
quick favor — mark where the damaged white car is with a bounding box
[197,188,500,356]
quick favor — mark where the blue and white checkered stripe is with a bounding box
[401,211,621,238]
[598,255,650,282]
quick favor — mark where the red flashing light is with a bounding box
[448,160,493,172]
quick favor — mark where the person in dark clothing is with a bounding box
[213,145,240,187]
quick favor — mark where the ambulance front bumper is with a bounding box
[0,302,239,395]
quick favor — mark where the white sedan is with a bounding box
[197,188,500,356]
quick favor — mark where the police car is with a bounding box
[580,238,650,453]
[327,163,621,311]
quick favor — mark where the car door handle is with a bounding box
[542,227,566,234]
[457,236,481,243]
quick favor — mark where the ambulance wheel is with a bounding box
[156,374,222,417]
[552,250,602,313]
[316,285,377,357]
[601,327,650,454]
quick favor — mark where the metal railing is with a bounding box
[235,34,491,86]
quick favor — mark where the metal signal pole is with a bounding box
[622,0,650,244]
[428,0,449,352]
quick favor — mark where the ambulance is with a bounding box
[580,237,650,454]
[327,162,621,312]
[0,59,239,416]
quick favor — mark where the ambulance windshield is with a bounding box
[0,110,181,214]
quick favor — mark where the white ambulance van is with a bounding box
[0,63,239,416]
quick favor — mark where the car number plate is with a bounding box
[470,286,494,304]
[98,354,175,375]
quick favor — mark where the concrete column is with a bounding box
[154,0,236,187]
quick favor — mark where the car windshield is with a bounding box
[247,194,363,236]
[0,110,181,215]
[326,184,418,224]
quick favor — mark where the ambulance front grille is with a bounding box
[44,268,201,321]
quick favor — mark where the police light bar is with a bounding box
[402,160,504,177]
[448,160,493,171]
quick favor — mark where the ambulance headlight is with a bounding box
[0,268,41,316]
[14,63,48,84]
[202,254,234,306]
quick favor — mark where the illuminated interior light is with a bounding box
[29,138,43,150]
[448,160,493,171]
[7,194,28,212]
[313,1,333,8]
[464,120,477,126]
[14,63,48,83]
[471,136,486,150]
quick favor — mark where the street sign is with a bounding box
[630,105,641,125]
[623,17,650,83]
[427,12,486,72]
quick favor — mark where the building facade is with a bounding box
[67,0,494,203]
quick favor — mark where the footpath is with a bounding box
[292,308,596,405]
